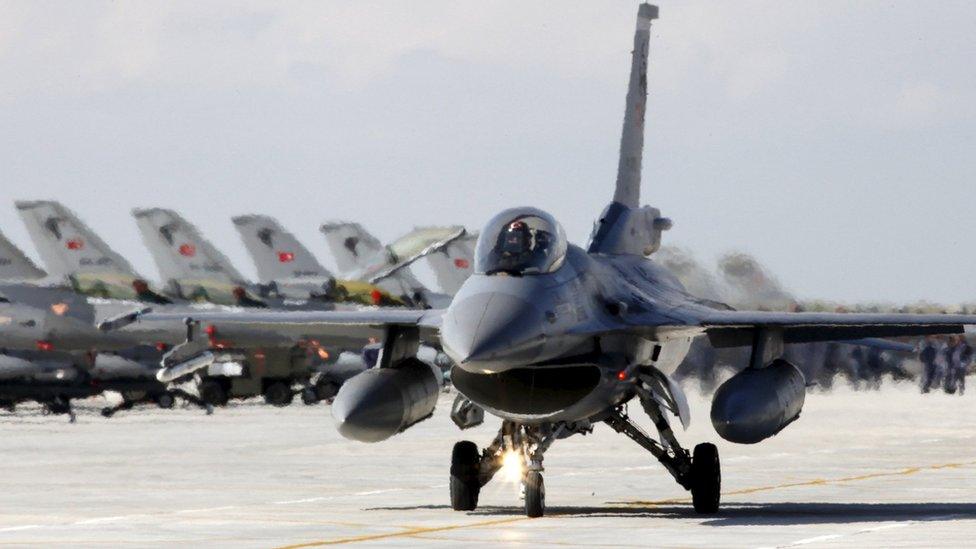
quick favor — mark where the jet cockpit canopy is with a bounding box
[475,208,567,276]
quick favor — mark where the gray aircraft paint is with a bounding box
[320,221,461,305]
[133,207,248,287]
[16,200,141,282]
[0,230,46,282]
[232,214,333,283]
[319,222,384,275]
[424,233,476,295]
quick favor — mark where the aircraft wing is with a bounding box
[667,309,976,347]
[121,308,444,345]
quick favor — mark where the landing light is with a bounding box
[500,450,524,484]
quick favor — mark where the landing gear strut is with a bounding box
[603,385,721,514]
[450,421,569,518]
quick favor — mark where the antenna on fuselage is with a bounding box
[612,3,657,209]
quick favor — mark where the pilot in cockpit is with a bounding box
[477,208,567,276]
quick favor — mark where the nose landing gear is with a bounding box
[449,421,572,518]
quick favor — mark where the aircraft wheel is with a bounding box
[156,393,175,409]
[690,443,721,514]
[450,441,481,511]
[100,407,114,418]
[301,388,319,405]
[315,379,340,401]
[264,382,294,407]
[524,470,545,518]
[199,380,229,407]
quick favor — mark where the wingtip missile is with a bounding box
[97,307,153,332]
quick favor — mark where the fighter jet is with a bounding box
[134,4,976,517]
[131,207,438,404]
[320,222,467,307]
[12,202,333,409]
[0,226,176,418]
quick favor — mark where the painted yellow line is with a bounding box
[276,459,976,546]
[275,517,530,548]
[614,459,976,507]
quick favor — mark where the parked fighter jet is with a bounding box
[132,207,422,404]
[2,207,207,417]
[320,222,466,307]
[133,4,976,518]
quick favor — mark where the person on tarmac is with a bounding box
[919,335,942,393]
[945,335,973,395]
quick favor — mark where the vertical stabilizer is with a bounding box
[613,3,656,208]
[15,200,140,280]
[232,214,332,283]
[133,208,247,286]
[588,4,670,257]
[424,233,476,295]
[0,230,46,281]
[319,222,385,275]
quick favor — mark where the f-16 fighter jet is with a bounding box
[320,222,467,307]
[0,214,209,417]
[13,202,351,408]
[136,4,976,518]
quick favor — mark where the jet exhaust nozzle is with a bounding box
[710,359,806,444]
[332,357,442,443]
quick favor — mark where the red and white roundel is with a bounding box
[179,244,196,257]
[454,258,470,269]
[66,238,84,250]
[278,251,295,263]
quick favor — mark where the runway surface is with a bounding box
[1,383,974,547]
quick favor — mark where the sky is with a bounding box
[0,1,974,303]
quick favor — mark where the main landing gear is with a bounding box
[449,391,720,517]
[603,385,720,514]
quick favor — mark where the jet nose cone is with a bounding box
[441,292,545,372]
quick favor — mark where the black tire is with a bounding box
[156,393,175,409]
[315,380,340,401]
[524,470,545,518]
[264,382,294,407]
[450,440,481,511]
[301,388,319,405]
[100,407,114,418]
[691,443,721,514]
[198,379,229,406]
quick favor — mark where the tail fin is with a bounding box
[0,229,46,281]
[588,4,671,257]
[232,214,332,283]
[423,233,476,295]
[319,222,385,275]
[613,3,656,208]
[320,222,447,305]
[133,207,247,287]
[15,200,140,281]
